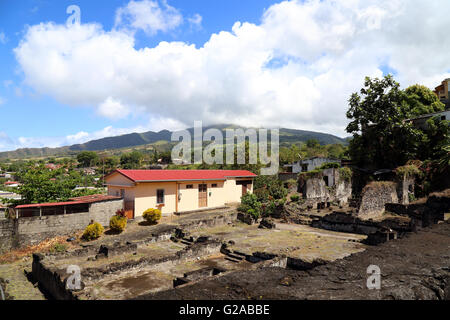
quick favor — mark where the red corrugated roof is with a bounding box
[15,194,121,209]
[110,169,257,182]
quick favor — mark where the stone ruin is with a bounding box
[357,176,416,219]
[297,167,352,209]
[294,166,420,220]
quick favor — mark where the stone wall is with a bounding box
[358,181,398,218]
[0,219,16,254]
[335,181,352,205]
[396,177,415,205]
[0,199,123,252]
[304,178,329,200]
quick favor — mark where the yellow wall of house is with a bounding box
[105,175,254,218]
[105,172,135,187]
[134,182,177,217]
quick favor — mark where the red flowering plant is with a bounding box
[116,209,126,218]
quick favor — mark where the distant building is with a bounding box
[45,163,61,170]
[0,173,12,179]
[283,157,341,174]
[407,110,450,129]
[434,78,450,108]
[4,181,21,188]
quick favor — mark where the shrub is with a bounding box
[338,167,353,183]
[50,243,67,253]
[109,214,127,233]
[143,208,162,224]
[290,194,300,202]
[319,162,340,169]
[253,187,270,202]
[115,208,126,217]
[247,208,260,221]
[395,164,422,179]
[82,222,104,241]
[299,169,323,180]
[254,175,288,200]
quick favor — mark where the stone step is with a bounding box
[180,240,193,246]
[226,252,244,260]
[224,256,241,263]
[232,251,247,257]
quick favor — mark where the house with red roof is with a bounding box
[4,181,21,188]
[104,170,257,219]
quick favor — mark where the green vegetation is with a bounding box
[238,193,262,220]
[346,75,449,169]
[395,164,422,179]
[299,169,323,180]
[10,163,101,205]
[109,209,127,233]
[338,167,353,183]
[240,176,288,219]
[82,222,104,241]
[120,151,144,169]
[143,208,162,224]
[50,243,68,253]
[279,143,348,167]
[0,125,348,161]
[319,162,340,169]
[290,194,300,202]
[77,151,99,167]
[253,175,288,201]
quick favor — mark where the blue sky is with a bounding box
[0,0,278,150]
[0,0,449,151]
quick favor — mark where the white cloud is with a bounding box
[12,0,450,144]
[115,0,183,35]
[97,97,130,120]
[0,32,7,44]
[0,96,5,105]
[188,14,202,29]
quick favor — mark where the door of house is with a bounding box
[124,201,135,220]
[198,184,208,208]
[242,184,248,197]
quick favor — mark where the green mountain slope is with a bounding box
[0,125,347,159]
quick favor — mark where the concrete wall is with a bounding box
[0,199,123,252]
[0,219,16,253]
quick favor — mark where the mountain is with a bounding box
[0,125,347,159]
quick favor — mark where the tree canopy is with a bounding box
[346,75,449,169]
[77,151,99,168]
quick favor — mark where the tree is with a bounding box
[16,165,76,203]
[401,84,445,118]
[120,151,144,169]
[77,151,99,168]
[347,75,449,170]
[346,75,421,169]
[306,139,320,148]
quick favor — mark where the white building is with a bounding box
[407,110,450,129]
[284,157,341,174]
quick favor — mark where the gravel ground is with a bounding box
[140,221,450,300]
